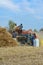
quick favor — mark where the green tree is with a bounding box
[34,29,38,32]
[40,28,43,31]
[8,20,17,32]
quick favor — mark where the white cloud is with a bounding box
[17,0,35,14]
[20,0,43,19]
[23,0,34,14]
[0,0,43,19]
[30,0,43,19]
[0,0,20,12]
[25,7,35,14]
[20,0,43,20]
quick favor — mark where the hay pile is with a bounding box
[0,27,18,47]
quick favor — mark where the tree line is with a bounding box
[6,20,43,32]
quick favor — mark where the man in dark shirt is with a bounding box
[18,24,23,30]
[18,24,23,34]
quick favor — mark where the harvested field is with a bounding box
[0,46,43,65]
[0,28,43,65]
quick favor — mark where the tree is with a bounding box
[8,20,17,33]
[34,29,38,32]
[40,28,43,31]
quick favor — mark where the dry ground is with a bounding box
[0,46,43,65]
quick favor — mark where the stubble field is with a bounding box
[0,46,43,65]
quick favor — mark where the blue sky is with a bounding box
[0,0,43,30]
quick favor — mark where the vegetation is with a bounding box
[8,20,17,33]
[34,29,38,32]
[40,28,43,31]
